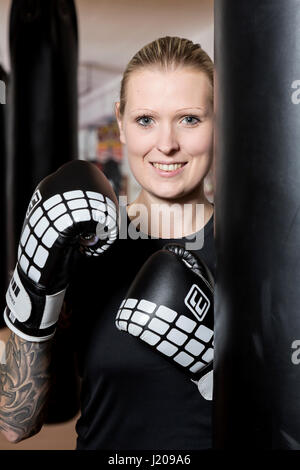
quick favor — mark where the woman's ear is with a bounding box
[115,102,126,145]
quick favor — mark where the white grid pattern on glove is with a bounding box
[116,297,213,374]
[19,190,118,283]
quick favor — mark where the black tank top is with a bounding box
[68,213,216,450]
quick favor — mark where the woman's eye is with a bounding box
[136,116,153,127]
[182,116,200,125]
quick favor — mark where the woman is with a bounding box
[70,36,215,450]
[116,36,214,240]
[0,36,215,451]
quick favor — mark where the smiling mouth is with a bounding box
[151,162,187,172]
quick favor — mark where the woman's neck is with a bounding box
[127,186,214,239]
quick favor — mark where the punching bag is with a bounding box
[7,0,78,269]
[214,0,300,449]
[7,0,80,423]
[0,64,9,328]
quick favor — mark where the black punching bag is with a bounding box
[7,0,78,270]
[0,65,9,328]
[214,0,300,449]
[7,0,80,423]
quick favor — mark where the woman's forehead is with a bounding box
[125,68,212,111]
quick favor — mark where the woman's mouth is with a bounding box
[150,162,187,177]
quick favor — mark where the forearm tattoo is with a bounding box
[0,333,52,442]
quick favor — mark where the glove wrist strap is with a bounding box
[4,266,66,342]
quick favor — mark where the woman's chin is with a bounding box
[148,188,185,202]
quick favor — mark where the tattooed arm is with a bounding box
[0,333,52,443]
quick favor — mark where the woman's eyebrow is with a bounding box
[129,106,207,115]
[129,108,157,114]
[175,106,207,112]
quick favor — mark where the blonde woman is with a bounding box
[0,37,215,451]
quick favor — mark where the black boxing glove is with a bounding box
[4,161,118,342]
[115,243,214,399]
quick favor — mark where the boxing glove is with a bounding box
[115,244,214,399]
[4,160,118,342]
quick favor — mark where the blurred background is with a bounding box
[0,0,213,450]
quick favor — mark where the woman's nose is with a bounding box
[156,124,180,155]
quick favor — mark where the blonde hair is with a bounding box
[119,36,214,115]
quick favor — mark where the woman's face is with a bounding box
[116,67,213,201]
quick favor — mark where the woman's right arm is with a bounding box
[0,333,52,443]
[0,161,118,441]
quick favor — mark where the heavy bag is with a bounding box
[8,0,78,268]
[214,0,300,449]
[7,0,80,423]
